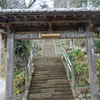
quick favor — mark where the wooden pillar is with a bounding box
[69,39,73,50]
[87,31,99,100]
[69,39,72,48]
[5,26,15,100]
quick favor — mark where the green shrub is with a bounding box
[63,56,66,62]
[14,71,20,76]
[94,38,100,50]
[14,71,25,95]
[67,53,73,62]
[39,46,42,50]
[73,49,82,55]
[57,44,60,47]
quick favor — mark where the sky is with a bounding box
[25,0,54,9]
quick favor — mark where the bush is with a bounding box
[15,40,33,68]
[67,49,89,87]
[73,49,82,55]
[94,38,100,50]
[14,71,25,95]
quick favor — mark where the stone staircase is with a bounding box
[43,39,55,56]
[27,56,74,100]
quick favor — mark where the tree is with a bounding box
[0,0,36,9]
[40,4,49,9]
[0,0,6,8]
[54,0,100,8]
[28,0,36,8]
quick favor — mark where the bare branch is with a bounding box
[28,0,36,8]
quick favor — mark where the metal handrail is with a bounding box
[60,42,72,70]
[42,40,44,56]
[53,39,57,55]
[60,41,75,89]
[25,42,35,91]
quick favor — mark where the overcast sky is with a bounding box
[25,0,54,9]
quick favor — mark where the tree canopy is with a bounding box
[0,0,36,9]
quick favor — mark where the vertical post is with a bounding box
[42,40,44,56]
[6,26,15,100]
[33,42,35,63]
[53,39,57,55]
[69,39,73,49]
[0,33,1,67]
[63,39,64,45]
[71,65,75,89]
[38,40,40,51]
[67,55,69,79]
[25,67,29,91]
[60,41,63,59]
[87,30,99,100]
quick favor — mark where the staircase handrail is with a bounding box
[60,41,75,89]
[53,39,57,55]
[25,42,36,92]
[42,40,44,56]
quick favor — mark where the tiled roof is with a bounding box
[0,7,100,13]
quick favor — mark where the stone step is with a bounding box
[28,54,74,100]
[30,84,71,90]
[33,74,67,77]
[31,80,70,84]
[32,73,67,79]
[29,88,72,94]
[33,70,66,72]
[44,55,61,59]
[34,65,64,68]
[31,78,69,81]
[34,55,61,60]
[34,67,65,70]
[34,68,65,70]
[34,63,63,66]
[35,61,62,64]
[35,65,64,67]
[33,72,66,75]
[31,79,69,84]
[28,92,74,99]
[31,77,67,81]
[28,97,74,100]
[34,56,44,60]
[30,82,70,87]
[34,70,66,73]
[33,70,66,73]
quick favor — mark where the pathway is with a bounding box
[28,56,74,100]
[0,78,5,100]
[43,39,56,56]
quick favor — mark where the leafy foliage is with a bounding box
[67,48,100,87]
[71,0,100,7]
[0,0,4,8]
[68,49,89,87]
[15,40,33,68]
[13,40,33,95]
[14,70,25,95]
[94,38,100,50]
